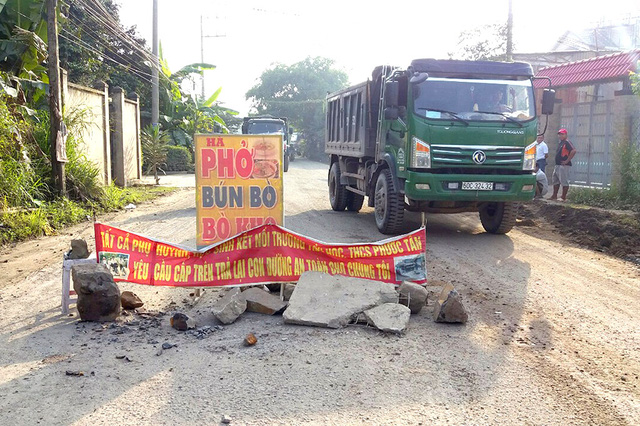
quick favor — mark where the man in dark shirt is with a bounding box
[550,128,577,201]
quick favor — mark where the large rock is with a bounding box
[121,291,144,309]
[72,263,120,322]
[433,283,468,323]
[364,303,411,333]
[212,288,247,324]
[241,287,287,315]
[283,272,398,328]
[67,239,91,259]
[398,281,429,314]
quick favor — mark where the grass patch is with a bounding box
[0,185,176,245]
[568,187,640,213]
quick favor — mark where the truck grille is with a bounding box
[431,145,523,167]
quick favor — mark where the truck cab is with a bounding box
[242,116,293,172]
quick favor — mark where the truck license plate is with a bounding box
[462,181,493,191]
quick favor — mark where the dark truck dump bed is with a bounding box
[325,81,376,158]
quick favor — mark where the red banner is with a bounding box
[94,223,427,287]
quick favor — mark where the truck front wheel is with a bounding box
[329,162,347,211]
[346,191,364,212]
[283,153,290,172]
[479,202,517,234]
[374,168,405,234]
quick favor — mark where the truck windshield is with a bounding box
[246,122,285,134]
[413,78,535,122]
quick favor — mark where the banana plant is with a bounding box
[157,56,237,155]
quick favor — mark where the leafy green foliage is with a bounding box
[166,145,192,171]
[0,185,176,245]
[568,141,640,212]
[158,59,237,154]
[58,0,152,109]
[0,95,45,207]
[142,124,169,185]
[0,0,48,81]
[449,24,510,61]
[246,57,349,160]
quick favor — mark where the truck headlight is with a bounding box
[523,141,536,171]
[412,137,431,168]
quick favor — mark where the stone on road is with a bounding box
[241,287,287,315]
[364,303,411,333]
[72,263,120,322]
[398,281,429,314]
[283,271,399,328]
[121,290,144,310]
[212,288,247,324]
[433,283,468,324]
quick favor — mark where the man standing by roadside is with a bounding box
[550,128,577,201]
[536,134,549,172]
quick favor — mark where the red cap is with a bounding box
[558,128,567,134]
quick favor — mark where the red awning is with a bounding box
[534,50,640,88]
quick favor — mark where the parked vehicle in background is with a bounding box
[325,59,556,234]
[242,116,293,172]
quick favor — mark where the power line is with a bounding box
[64,0,156,68]
[58,31,153,83]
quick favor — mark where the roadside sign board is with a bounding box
[195,134,284,247]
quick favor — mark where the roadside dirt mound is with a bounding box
[519,201,640,264]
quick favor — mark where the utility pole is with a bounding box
[506,0,513,62]
[152,0,159,126]
[47,0,65,196]
[200,15,226,101]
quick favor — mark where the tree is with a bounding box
[58,0,152,109]
[157,59,237,157]
[449,23,511,61]
[141,124,169,185]
[246,57,349,160]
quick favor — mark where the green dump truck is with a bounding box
[242,116,293,172]
[325,59,555,234]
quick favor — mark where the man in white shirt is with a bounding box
[536,134,549,172]
[535,165,548,198]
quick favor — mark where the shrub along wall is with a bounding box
[165,145,192,171]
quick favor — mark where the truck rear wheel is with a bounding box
[283,154,290,172]
[346,191,364,212]
[329,162,347,211]
[374,168,405,234]
[290,151,295,162]
[479,202,517,234]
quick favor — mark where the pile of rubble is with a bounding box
[71,263,468,336]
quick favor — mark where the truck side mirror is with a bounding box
[409,72,429,84]
[384,107,399,120]
[541,89,556,115]
[384,81,399,108]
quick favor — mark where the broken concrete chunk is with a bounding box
[72,263,120,322]
[433,283,468,324]
[212,288,247,324]
[67,239,91,259]
[283,284,296,301]
[398,281,429,314]
[241,287,287,315]
[170,312,195,331]
[364,303,411,333]
[121,291,144,310]
[283,271,398,329]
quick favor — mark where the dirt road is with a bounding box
[1,159,638,425]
